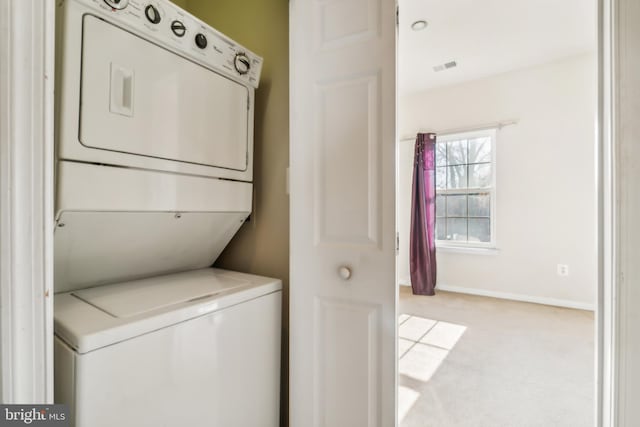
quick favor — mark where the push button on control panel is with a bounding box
[195,33,208,49]
[171,20,186,37]
[145,4,161,24]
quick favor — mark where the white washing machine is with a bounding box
[53,0,280,425]
[54,269,281,427]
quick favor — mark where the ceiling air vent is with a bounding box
[433,61,457,72]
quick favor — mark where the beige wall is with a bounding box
[169,0,188,8]
[175,0,290,425]
[399,54,597,309]
[398,54,597,309]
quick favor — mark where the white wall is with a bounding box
[398,53,597,309]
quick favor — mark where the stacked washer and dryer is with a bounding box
[54,0,281,426]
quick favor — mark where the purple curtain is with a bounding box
[410,133,437,295]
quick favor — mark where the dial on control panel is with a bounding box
[171,20,186,37]
[234,53,251,75]
[103,0,129,9]
[107,3,256,82]
[145,4,161,24]
[195,33,208,49]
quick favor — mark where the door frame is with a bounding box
[0,0,55,403]
[598,0,618,425]
[395,0,619,425]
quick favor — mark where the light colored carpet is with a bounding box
[398,286,595,427]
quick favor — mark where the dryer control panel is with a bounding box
[83,0,263,88]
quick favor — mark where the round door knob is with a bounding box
[145,4,161,24]
[195,33,208,49]
[171,20,186,37]
[234,53,251,75]
[338,266,352,280]
[103,0,129,9]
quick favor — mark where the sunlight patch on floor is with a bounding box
[420,321,467,350]
[398,385,421,424]
[399,316,437,341]
[398,314,467,423]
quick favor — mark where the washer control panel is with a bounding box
[92,0,262,88]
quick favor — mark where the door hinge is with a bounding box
[396,232,399,255]
[247,93,250,110]
[396,5,399,27]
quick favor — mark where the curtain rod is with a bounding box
[399,119,518,142]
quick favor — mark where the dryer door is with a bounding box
[78,15,250,173]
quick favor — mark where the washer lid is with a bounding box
[54,268,282,354]
[71,271,250,318]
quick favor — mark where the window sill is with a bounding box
[436,245,499,255]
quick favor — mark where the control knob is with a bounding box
[103,0,129,9]
[171,20,186,37]
[145,4,161,24]
[195,33,208,49]
[234,53,251,75]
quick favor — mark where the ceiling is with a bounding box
[398,0,597,93]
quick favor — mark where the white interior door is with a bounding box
[289,0,397,425]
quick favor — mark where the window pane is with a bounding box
[468,193,490,217]
[436,167,446,190]
[468,137,491,163]
[446,140,467,166]
[446,218,467,241]
[446,165,467,189]
[435,194,446,217]
[469,163,491,188]
[436,218,446,240]
[468,218,491,242]
[446,195,467,217]
[435,143,447,167]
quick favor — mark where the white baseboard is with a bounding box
[437,284,595,311]
[399,281,595,311]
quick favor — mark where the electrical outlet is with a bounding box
[557,264,569,277]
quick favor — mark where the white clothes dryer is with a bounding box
[54,0,264,291]
[53,1,280,426]
[56,0,262,181]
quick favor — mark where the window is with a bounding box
[435,129,496,247]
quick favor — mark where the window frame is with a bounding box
[434,128,497,249]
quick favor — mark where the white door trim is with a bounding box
[0,0,55,403]
[600,0,640,424]
[598,0,614,425]
[598,0,615,424]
